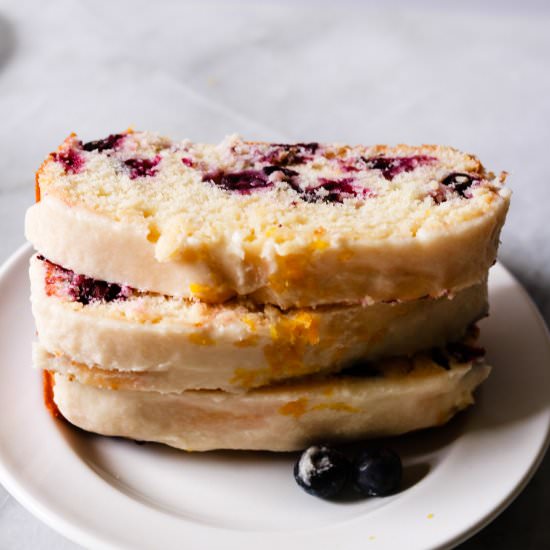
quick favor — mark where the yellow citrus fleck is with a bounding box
[230,368,260,388]
[188,333,215,346]
[264,311,320,378]
[279,398,309,418]
[241,315,256,332]
[310,239,328,251]
[233,335,260,348]
[311,402,360,413]
[189,282,227,302]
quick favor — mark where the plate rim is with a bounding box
[440,277,550,549]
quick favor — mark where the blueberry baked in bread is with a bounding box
[30,254,487,392]
[26,131,509,451]
[26,130,509,307]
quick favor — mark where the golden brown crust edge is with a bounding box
[35,133,79,203]
[43,370,60,418]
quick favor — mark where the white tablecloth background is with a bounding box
[0,1,549,547]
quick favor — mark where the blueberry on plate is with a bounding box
[294,445,350,498]
[352,448,402,497]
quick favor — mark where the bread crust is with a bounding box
[42,370,60,417]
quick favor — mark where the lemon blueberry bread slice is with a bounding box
[44,337,490,452]
[26,131,510,307]
[31,254,487,392]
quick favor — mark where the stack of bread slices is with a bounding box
[25,131,510,451]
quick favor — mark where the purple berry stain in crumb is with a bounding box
[431,172,479,204]
[203,170,272,194]
[181,157,194,167]
[262,142,319,166]
[81,133,125,152]
[338,159,361,173]
[40,256,133,305]
[70,274,132,305]
[124,155,161,180]
[361,155,436,180]
[299,177,374,204]
[441,172,478,198]
[317,178,358,203]
[262,165,299,178]
[52,149,85,174]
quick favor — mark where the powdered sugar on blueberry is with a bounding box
[294,445,350,498]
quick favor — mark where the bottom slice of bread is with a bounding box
[46,348,490,452]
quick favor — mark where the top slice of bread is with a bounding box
[26,131,510,307]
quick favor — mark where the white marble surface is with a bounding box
[0,0,549,548]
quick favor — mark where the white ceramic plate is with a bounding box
[0,244,549,550]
